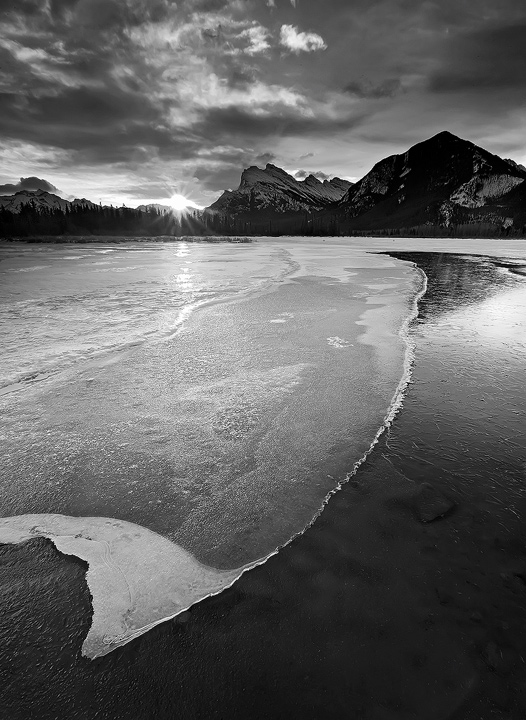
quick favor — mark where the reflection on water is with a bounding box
[1,250,526,719]
[388,252,513,318]
[386,252,526,503]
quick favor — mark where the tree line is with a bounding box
[1,201,524,238]
[0,203,209,237]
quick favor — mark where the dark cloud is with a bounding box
[193,150,277,192]
[195,105,366,142]
[193,164,243,192]
[0,0,46,15]
[254,151,276,164]
[294,169,329,180]
[344,78,402,99]
[48,0,80,20]
[33,86,157,127]
[0,84,200,164]
[226,66,259,89]
[186,0,232,11]
[0,176,61,195]
[429,23,526,93]
[46,0,171,30]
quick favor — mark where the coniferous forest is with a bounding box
[1,200,524,240]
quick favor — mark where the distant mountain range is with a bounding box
[0,192,178,215]
[0,192,179,217]
[0,190,200,238]
[0,189,98,213]
[135,203,173,213]
[2,132,526,237]
[206,131,526,235]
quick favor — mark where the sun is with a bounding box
[168,193,200,212]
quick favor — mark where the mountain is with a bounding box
[3,132,525,238]
[0,189,97,213]
[336,131,526,232]
[208,164,353,216]
[135,203,173,213]
[206,133,526,236]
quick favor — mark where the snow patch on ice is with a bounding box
[269,312,295,324]
[327,336,352,348]
[0,514,246,659]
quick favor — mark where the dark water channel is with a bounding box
[1,251,526,720]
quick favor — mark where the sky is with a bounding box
[1,0,526,207]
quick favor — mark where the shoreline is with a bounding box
[3,233,526,257]
[2,232,526,244]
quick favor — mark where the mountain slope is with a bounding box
[337,131,526,231]
[208,164,353,216]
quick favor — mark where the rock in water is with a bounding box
[414,483,455,522]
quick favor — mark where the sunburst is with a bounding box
[168,194,201,212]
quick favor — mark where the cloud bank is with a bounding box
[0,176,61,195]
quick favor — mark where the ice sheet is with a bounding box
[0,514,247,658]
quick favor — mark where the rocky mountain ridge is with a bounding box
[209,163,353,215]
[336,131,526,231]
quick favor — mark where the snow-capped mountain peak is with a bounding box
[210,163,353,215]
[0,189,97,214]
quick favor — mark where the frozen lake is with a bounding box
[0,238,418,655]
[1,237,525,658]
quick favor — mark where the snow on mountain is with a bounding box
[449,174,524,208]
[0,190,97,214]
[301,174,353,202]
[209,163,353,215]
